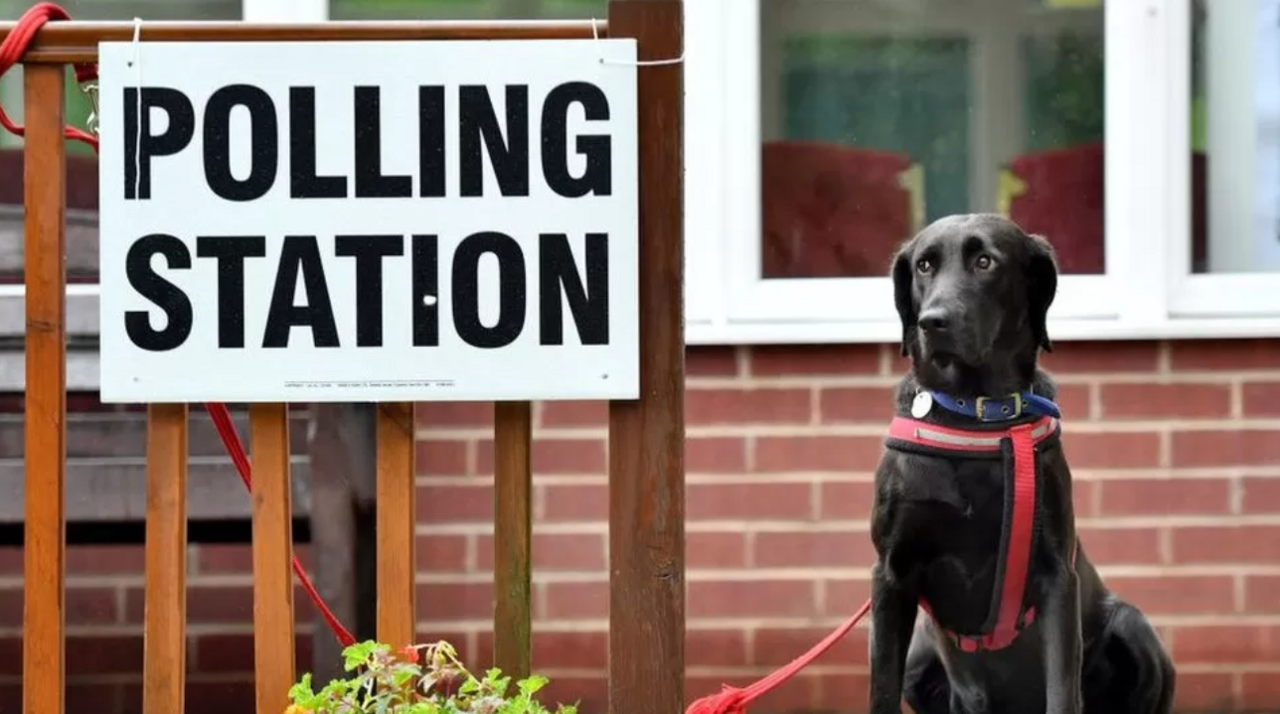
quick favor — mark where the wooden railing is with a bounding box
[5,2,685,714]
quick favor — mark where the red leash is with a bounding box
[684,599,871,714]
[0,3,355,648]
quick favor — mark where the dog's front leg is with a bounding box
[869,561,917,714]
[1040,565,1083,714]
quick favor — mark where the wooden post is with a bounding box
[251,404,296,714]
[376,402,417,650]
[493,401,533,682]
[606,3,686,714]
[143,404,189,714]
[22,62,67,714]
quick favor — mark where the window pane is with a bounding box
[760,0,1106,280]
[1192,0,1280,274]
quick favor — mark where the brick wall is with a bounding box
[1,339,1278,713]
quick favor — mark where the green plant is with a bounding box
[286,639,580,714]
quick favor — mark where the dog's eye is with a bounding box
[915,258,933,274]
[975,254,995,271]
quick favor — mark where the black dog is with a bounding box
[868,214,1175,714]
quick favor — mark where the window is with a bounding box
[1169,0,1280,319]
[689,0,1280,344]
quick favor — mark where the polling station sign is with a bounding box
[96,39,639,403]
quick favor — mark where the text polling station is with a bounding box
[96,39,639,404]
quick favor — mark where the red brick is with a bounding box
[195,543,253,573]
[1172,429,1280,467]
[1077,526,1162,565]
[687,436,748,473]
[0,586,119,627]
[1072,479,1098,518]
[1106,575,1235,615]
[65,635,144,675]
[1060,431,1161,468]
[1172,525,1280,563]
[531,629,607,669]
[754,435,884,473]
[822,578,872,615]
[1244,574,1280,611]
[541,483,607,522]
[1240,476,1280,514]
[818,386,895,424]
[415,533,469,572]
[1171,624,1280,663]
[818,481,875,519]
[686,674,815,713]
[415,438,470,476]
[687,387,811,425]
[1099,382,1231,419]
[688,346,742,376]
[814,673,872,712]
[416,482,494,524]
[688,579,814,618]
[417,581,493,621]
[687,531,748,568]
[749,345,882,377]
[1242,380,1280,416]
[186,681,255,714]
[687,482,811,520]
[1039,341,1159,373]
[542,581,607,619]
[687,628,749,667]
[415,401,492,428]
[1176,672,1235,713]
[1097,477,1230,516]
[124,584,317,624]
[475,532,604,572]
[753,530,876,568]
[539,400,606,427]
[193,633,310,673]
[67,545,145,575]
[0,547,20,575]
[476,438,604,475]
[1170,339,1280,371]
[1242,671,1280,711]
[754,625,868,667]
[1051,383,1092,420]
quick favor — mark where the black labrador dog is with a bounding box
[868,214,1175,714]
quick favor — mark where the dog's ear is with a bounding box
[891,244,917,357]
[1026,233,1059,353]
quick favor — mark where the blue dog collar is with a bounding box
[924,390,1061,422]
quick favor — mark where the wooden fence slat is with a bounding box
[22,62,67,714]
[143,404,188,714]
[606,3,686,714]
[376,402,417,650]
[493,401,533,682]
[250,403,296,714]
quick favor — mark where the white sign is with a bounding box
[97,39,639,403]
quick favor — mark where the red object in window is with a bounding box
[1003,143,1208,274]
[1004,143,1106,274]
[761,140,921,279]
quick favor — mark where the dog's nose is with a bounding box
[918,308,950,332]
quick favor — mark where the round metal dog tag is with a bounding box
[911,391,933,418]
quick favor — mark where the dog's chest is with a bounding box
[882,452,1031,629]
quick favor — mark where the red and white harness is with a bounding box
[885,413,1065,652]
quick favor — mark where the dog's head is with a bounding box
[891,213,1058,393]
